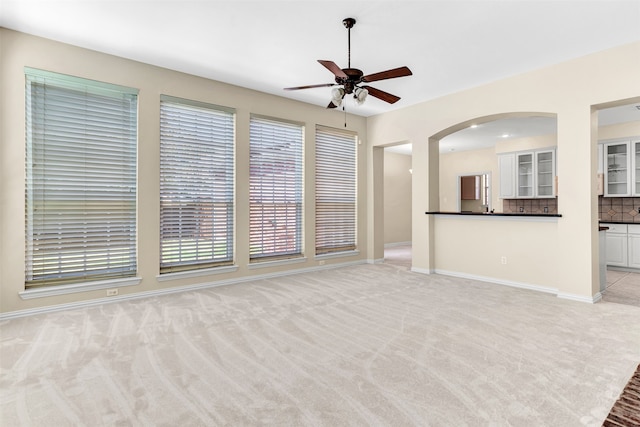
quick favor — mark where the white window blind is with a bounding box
[249,116,303,261]
[160,96,235,273]
[25,68,138,287]
[315,126,357,254]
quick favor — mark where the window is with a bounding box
[315,126,357,254]
[25,68,138,287]
[249,116,303,261]
[160,96,235,273]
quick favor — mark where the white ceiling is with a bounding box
[2,0,639,155]
[1,0,639,119]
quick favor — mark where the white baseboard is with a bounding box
[0,259,367,321]
[411,267,434,275]
[367,258,385,264]
[434,269,558,295]
[557,291,602,304]
[384,241,412,248]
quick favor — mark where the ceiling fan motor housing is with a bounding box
[336,68,364,94]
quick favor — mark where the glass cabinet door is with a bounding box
[517,152,533,198]
[606,142,629,196]
[634,141,640,196]
[536,150,555,197]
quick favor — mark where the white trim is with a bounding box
[367,258,385,264]
[411,267,435,275]
[19,277,142,300]
[435,269,558,293]
[315,250,360,260]
[2,260,367,320]
[384,241,412,248]
[434,269,602,303]
[557,291,602,304]
[157,265,239,282]
[248,256,307,270]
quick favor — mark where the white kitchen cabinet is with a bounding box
[627,225,640,269]
[535,150,556,198]
[604,223,628,267]
[498,153,516,199]
[516,152,534,198]
[604,141,631,196]
[633,140,640,196]
[598,144,604,174]
[499,148,556,199]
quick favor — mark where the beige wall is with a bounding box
[383,151,412,244]
[367,41,640,301]
[0,29,368,315]
[439,146,497,212]
[598,121,640,141]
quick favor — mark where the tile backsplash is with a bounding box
[502,198,558,214]
[599,197,640,223]
[502,197,640,221]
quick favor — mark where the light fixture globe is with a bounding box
[354,87,368,105]
[331,87,345,106]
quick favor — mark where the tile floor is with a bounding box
[603,269,640,308]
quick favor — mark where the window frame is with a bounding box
[24,67,139,289]
[159,95,236,274]
[249,115,304,262]
[314,125,358,255]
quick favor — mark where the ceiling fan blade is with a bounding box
[361,86,401,104]
[284,83,335,90]
[318,60,348,79]
[327,101,339,109]
[362,66,412,83]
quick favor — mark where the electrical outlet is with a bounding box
[318,260,326,266]
[106,289,118,296]
[501,256,507,265]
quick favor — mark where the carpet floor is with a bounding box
[1,262,639,426]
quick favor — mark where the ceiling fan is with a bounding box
[284,17,412,109]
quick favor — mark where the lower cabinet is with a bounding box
[603,223,640,268]
[628,228,640,268]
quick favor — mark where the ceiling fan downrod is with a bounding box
[343,18,356,69]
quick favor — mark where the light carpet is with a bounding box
[1,263,640,426]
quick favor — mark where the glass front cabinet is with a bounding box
[604,140,631,197]
[535,150,556,198]
[516,152,534,198]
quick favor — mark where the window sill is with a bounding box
[156,264,239,282]
[19,276,142,300]
[248,256,307,270]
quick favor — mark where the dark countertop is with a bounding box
[598,220,640,225]
[425,211,562,218]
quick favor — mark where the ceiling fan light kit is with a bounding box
[284,17,412,109]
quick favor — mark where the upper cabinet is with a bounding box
[498,153,516,198]
[536,150,556,198]
[517,152,534,197]
[602,138,640,197]
[499,148,556,199]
